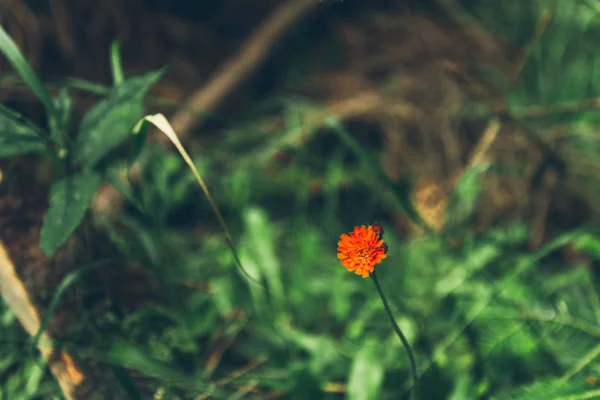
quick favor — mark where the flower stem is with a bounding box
[371,271,419,400]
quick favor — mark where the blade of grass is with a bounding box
[133,114,267,290]
[558,342,600,384]
[555,389,600,400]
[325,118,433,234]
[416,229,585,387]
[31,259,120,348]
[111,366,142,400]
[110,40,124,85]
[0,25,56,118]
[80,339,220,394]
[1,72,224,121]
[0,99,54,146]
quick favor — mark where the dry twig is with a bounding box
[0,242,83,400]
[0,160,129,399]
[163,0,323,142]
[93,0,323,216]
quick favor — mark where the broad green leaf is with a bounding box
[239,243,268,317]
[73,70,163,167]
[0,25,56,116]
[40,171,102,257]
[0,112,47,157]
[242,207,284,302]
[347,340,385,400]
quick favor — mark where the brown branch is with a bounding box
[194,357,267,400]
[436,0,508,62]
[162,0,323,142]
[0,242,129,399]
[465,117,501,169]
[92,89,420,218]
[497,110,566,175]
[50,0,76,59]
[92,0,325,217]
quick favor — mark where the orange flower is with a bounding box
[337,225,387,278]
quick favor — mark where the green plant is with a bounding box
[2,3,600,398]
[0,29,163,258]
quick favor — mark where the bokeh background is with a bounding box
[2,0,600,399]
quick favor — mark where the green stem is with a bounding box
[371,271,419,400]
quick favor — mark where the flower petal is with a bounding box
[337,224,388,278]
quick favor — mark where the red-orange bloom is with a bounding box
[337,225,387,278]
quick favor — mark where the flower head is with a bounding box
[337,225,387,278]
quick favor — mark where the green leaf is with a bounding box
[49,87,72,146]
[0,111,47,157]
[347,340,385,400]
[39,171,102,257]
[284,327,344,374]
[554,56,592,103]
[94,339,211,392]
[449,374,478,400]
[0,133,47,158]
[73,70,164,167]
[241,207,284,301]
[24,355,46,396]
[491,377,591,400]
[573,233,600,260]
[326,118,432,233]
[0,25,56,116]
[128,118,149,168]
[110,40,125,85]
[445,163,488,229]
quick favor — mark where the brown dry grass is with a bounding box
[0,1,593,241]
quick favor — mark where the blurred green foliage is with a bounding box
[2,1,600,399]
[459,0,600,205]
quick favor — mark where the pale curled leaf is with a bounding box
[134,113,259,286]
